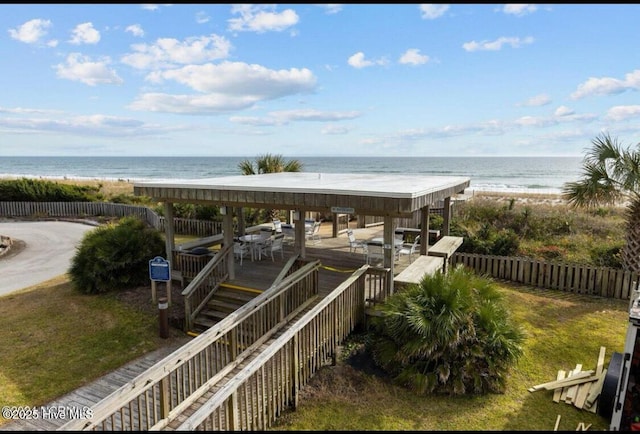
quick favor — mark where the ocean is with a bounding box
[0,156,584,194]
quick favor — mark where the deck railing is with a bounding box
[59,260,322,431]
[181,246,232,331]
[175,265,380,430]
[452,252,640,300]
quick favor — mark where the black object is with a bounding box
[189,247,209,255]
[600,351,624,421]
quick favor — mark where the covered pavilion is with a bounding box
[133,172,470,279]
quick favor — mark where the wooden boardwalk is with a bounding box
[1,223,418,431]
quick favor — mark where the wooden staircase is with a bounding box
[191,284,262,333]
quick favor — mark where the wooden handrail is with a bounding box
[176,265,374,430]
[59,260,321,431]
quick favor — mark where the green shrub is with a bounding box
[69,217,165,294]
[0,178,102,202]
[367,265,524,396]
[590,245,623,268]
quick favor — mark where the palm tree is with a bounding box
[562,132,640,272]
[237,153,303,175]
[367,264,524,396]
[237,154,303,223]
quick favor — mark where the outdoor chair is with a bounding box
[397,235,420,263]
[233,241,251,266]
[305,221,322,244]
[258,233,285,261]
[364,241,384,265]
[273,218,283,234]
[346,229,366,255]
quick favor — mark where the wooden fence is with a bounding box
[0,201,220,235]
[452,252,640,301]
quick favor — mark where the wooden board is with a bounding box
[427,236,464,258]
[553,370,566,402]
[394,256,444,289]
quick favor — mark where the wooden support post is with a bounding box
[159,376,170,421]
[291,334,300,409]
[420,204,430,256]
[442,196,451,236]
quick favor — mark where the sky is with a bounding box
[2,3,640,158]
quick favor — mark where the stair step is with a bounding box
[216,287,259,303]
[208,299,244,311]
[201,308,229,320]
[193,316,216,329]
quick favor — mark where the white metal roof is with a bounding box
[134,172,471,199]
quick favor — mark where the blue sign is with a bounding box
[149,256,171,282]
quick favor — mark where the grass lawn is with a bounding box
[0,275,186,427]
[0,271,632,430]
[272,283,630,431]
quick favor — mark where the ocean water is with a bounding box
[0,156,584,194]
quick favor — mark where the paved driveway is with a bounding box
[0,221,96,297]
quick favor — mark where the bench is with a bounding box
[394,256,445,290]
[427,235,464,272]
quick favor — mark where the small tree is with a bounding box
[563,132,640,272]
[69,216,165,294]
[367,265,524,396]
[238,153,303,223]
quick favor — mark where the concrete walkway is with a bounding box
[0,220,97,297]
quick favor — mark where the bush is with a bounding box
[69,217,165,294]
[0,178,102,202]
[367,265,525,396]
[590,245,623,268]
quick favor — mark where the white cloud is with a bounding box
[606,105,640,121]
[130,61,317,114]
[69,22,100,45]
[554,106,574,117]
[196,11,210,24]
[54,53,123,86]
[502,4,537,16]
[125,24,144,37]
[129,92,265,114]
[571,70,640,99]
[347,52,387,68]
[148,61,316,94]
[463,36,534,52]
[520,94,551,107]
[419,4,449,20]
[122,34,232,69]
[230,109,358,126]
[321,124,350,134]
[348,52,372,68]
[228,4,299,33]
[8,18,52,44]
[141,4,170,12]
[318,4,343,15]
[0,113,167,137]
[399,48,429,65]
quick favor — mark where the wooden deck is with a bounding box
[0,222,427,431]
[223,223,416,295]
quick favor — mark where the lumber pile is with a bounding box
[528,346,607,413]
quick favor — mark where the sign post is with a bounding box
[149,256,172,306]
